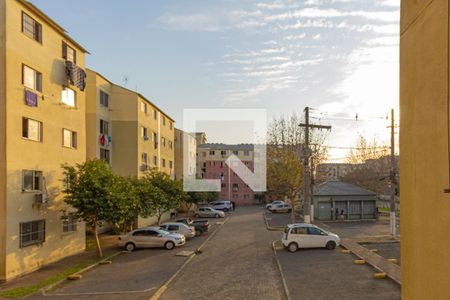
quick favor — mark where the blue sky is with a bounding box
[31,0,400,159]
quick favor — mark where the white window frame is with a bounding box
[22,170,43,192]
[61,86,76,107]
[62,128,77,149]
[22,64,42,92]
[22,117,43,142]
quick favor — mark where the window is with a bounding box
[62,129,77,148]
[62,215,77,232]
[61,87,76,107]
[22,170,42,192]
[153,110,157,120]
[169,160,173,169]
[100,148,110,164]
[22,65,42,92]
[62,42,76,63]
[209,150,215,155]
[142,153,148,164]
[244,150,250,156]
[141,127,148,138]
[221,150,227,157]
[22,118,42,142]
[100,91,109,107]
[162,116,166,126]
[161,137,166,147]
[152,132,158,142]
[153,155,157,166]
[232,183,239,191]
[141,102,147,113]
[169,122,173,130]
[20,220,45,247]
[307,227,324,236]
[168,141,173,149]
[221,183,226,188]
[162,159,166,168]
[244,194,249,199]
[232,150,238,155]
[292,227,308,235]
[100,120,109,135]
[22,12,42,43]
[232,194,239,199]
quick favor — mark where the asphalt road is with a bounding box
[160,207,284,300]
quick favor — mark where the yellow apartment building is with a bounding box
[0,0,87,280]
[85,69,175,226]
[400,0,450,298]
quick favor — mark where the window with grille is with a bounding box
[142,153,148,164]
[22,12,42,43]
[20,220,45,247]
[22,65,42,92]
[62,129,77,149]
[62,215,77,233]
[153,156,157,166]
[141,127,148,138]
[162,159,166,168]
[22,117,42,142]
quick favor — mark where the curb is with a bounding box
[272,241,291,300]
[263,212,285,231]
[149,215,232,300]
[41,250,122,295]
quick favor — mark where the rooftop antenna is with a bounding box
[122,75,129,87]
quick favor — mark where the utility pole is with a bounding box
[299,107,331,223]
[390,109,397,238]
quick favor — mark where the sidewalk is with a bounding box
[0,234,119,298]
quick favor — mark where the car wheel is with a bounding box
[165,241,175,250]
[195,229,203,237]
[125,242,136,252]
[215,214,220,218]
[287,242,298,253]
[194,214,200,218]
[326,241,336,250]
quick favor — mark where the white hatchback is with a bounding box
[281,223,340,252]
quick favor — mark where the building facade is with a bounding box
[197,144,254,206]
[400,0,450,298]
[0,0,88,280]
[173,128,197,181]
[315,163,356,182]
[85,69,175,179]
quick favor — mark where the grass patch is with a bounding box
[0,250,116,298]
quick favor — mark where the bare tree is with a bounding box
[346,134,389,164]
[267,114,329,223]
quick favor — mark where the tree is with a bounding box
[184,191,218,213]
[107,176,140,233]
[140,169,186,225]
[267,114,329,223]
[62,159,116,258]
[346,134,389,164]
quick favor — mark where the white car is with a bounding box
[269,203,292,213]
[160,222,196,239]
[195,207,225,218]
[282,223,340,252]
[118,227,185,251]
[210,201,232,211]
[266,200,285,210]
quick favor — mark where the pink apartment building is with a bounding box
[197,144,255,206]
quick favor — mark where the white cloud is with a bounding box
[312,33,321,39]
[156,13,225,32]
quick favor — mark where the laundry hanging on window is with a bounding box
[65,61,86,91]
[24,89,38,107]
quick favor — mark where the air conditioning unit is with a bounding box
[34,193,49,205]
[144,136,149,141]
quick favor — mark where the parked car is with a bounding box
[282,223,340,252]
[159,222,196,239]
[210,200,233,212]
[195,207,225,218]
[269,203,292,213]
[265,200,285,210]
[176,218,210,236]
[118,227,185,251]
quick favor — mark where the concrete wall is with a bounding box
[2,0,87,280]
[400,0,450,298]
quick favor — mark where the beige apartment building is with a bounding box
[174,128,197,181]
[0,0,87,280]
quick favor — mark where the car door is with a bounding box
[167,224,180,234]
[205,207,214,217]
[132,230,148,248]
[290,226,310,248]
[307,227,328,247]
[145,229,164,247]
[198,208,205,217]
